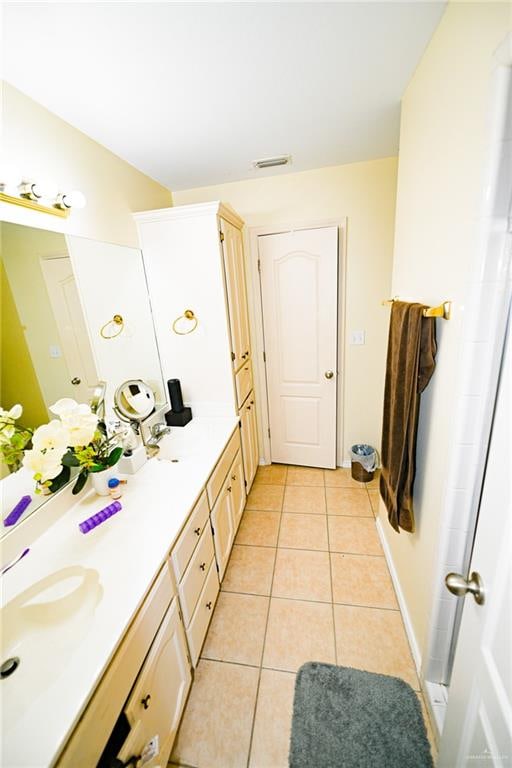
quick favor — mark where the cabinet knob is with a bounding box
[227,486,232,493]
[247,406,251,411]
[250,401,254,405]
[232,474,236,481]
[141,694,151,710]
[244,350,249,356]
[71,377,81,386]
[194,527,201,536]
[206,601,212,610]
[200,562,206,571]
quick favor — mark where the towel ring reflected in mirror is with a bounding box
[100,314,124,339]
[172,309,198,335]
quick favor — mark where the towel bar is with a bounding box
[382,298,451,320]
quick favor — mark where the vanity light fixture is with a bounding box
[0,174,86,217]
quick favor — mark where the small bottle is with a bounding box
[108,477,122,500]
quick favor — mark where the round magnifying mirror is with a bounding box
[114,379,156,422]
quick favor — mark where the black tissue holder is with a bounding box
[165,406,192,427]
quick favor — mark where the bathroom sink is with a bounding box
[155,431,201,463]
[1,566,103,728]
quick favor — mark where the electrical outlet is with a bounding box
[49,344,62,358]
[349,330,365,345]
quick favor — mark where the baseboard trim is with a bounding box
[375,516,422,674]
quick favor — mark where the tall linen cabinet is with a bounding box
[134,201,259,492]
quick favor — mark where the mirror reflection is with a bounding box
[0,223,165,535]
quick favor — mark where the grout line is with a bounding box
[245,506,374,518]
[216,588,401,612]
[245,472,285,768]
[325,481,338,665]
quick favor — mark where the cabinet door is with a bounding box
[230,450,246,531]
[240,394,258,492]
[121,599,191,767]
[221,218,251,371]
[210,474,236,580]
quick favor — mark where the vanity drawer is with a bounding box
[235,360,253,409]
[178,525,215,627]
[171,490,210,581]
[185,560,219,666]
[206,429,240,507]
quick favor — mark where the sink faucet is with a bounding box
[147,422,171,447]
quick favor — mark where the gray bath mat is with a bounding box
[289,663,433,768]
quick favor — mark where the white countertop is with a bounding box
[0,416,238,768]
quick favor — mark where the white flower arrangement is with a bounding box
[22,399,122,495]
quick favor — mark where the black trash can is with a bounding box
[350,444,377,483]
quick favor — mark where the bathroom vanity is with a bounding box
[1,416,250,767]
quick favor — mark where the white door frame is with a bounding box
[246,217,347,466]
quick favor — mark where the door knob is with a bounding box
[324,371,334,380]
[71,377,81,385]
[445,571,485,605]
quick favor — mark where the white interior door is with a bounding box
[40,256,99,403]
[259,227,338,468]
[439,302,512,767]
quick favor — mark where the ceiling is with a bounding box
[2,2,446,191]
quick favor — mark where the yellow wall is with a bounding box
[0,261,47,427]
[377,2,510,664]
[0,83,172,245]
[173,156,398,461]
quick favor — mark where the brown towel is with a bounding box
[380,301,437,533]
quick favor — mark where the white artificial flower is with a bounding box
[49,398,79,417]
[23,447,65,482]
[49,399,98,447]
[31,420,70,453]
[0,404,23,442]
[7,404,22,420]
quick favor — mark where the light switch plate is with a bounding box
[350,330,365,345]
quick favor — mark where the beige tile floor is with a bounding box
[171,465,436,768]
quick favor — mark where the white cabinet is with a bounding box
[230,450,246,530]
[119,599,191,767]
[240,392,259,492]
[220,218,251,372]
[210,469,236,580]
[135,202,260,490]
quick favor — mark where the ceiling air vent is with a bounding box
[253,155,291,169]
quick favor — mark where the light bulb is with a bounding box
[19,181,42,200]
[56,190,86,210]
[37,181,58,200]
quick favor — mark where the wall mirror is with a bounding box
[0,222,165,536]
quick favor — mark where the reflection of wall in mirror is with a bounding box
[66,236,165,416]
[1,224,76,420]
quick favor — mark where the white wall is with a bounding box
[1,83,172,245]
[173,157,398,462]
[376,2,511,668]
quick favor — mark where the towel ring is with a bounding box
[172,309,198,335]
[100,314,124,339]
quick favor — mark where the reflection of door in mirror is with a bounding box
[40,257,99,404]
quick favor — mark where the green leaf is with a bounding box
[89,464,105,473]
[72,470,89,495]
[106,446,123,467]
[48,465,71,493]
[62,451,80,467]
